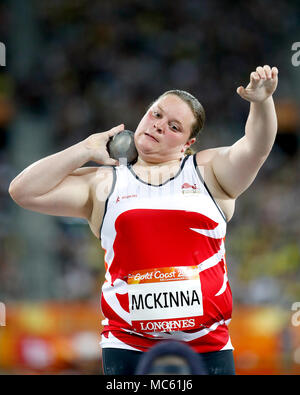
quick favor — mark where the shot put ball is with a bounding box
[107,130,138,164]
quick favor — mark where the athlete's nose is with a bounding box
[154,120,165,134]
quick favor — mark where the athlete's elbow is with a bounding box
[8,181,20,202]
[8,181,34,208]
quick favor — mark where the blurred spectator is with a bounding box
[275,99,299,158]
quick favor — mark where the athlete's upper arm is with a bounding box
[16,167,99,219]
[210,137,267,199]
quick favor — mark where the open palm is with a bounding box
[237,65,278,103]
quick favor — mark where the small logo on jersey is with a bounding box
[181,182,200,194]
[116,194,138,203]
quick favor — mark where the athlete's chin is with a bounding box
[137,151,163,164]
[135,147,163,163]
[135,140,177,164]
[136,141,158,156]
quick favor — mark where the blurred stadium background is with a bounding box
[0,0,299,375]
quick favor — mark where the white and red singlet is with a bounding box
[100,154,233,353]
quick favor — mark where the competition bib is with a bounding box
[128,266,203,332]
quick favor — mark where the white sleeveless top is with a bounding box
[99,154,233,353]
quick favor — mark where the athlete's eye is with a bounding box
[170,123,180,131]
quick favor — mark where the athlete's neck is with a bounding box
[135,156,183,168]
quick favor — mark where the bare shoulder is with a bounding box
[195,147,230,190]
[195,149,236,222]
[195,147,226,165]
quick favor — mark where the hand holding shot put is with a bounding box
[9,65,279,375]
[83,123,125,166]
[81,123,138,165]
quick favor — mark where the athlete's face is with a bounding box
[134,95,196,163]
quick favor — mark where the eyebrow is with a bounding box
[156,104,184,129]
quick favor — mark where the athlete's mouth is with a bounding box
[144,133,159,142]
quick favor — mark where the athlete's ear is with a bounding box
[181,138,196,153]
[184,138,196,149]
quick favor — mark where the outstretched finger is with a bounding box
[236,86,248,99]
[263,65,272,79]
[249,71,260,88]
[107,124,125,138]
[271,67,279,79]
[256,66,266,79]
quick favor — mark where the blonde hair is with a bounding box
[184,147,195,156]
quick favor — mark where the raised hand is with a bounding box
[236,65,278,103]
